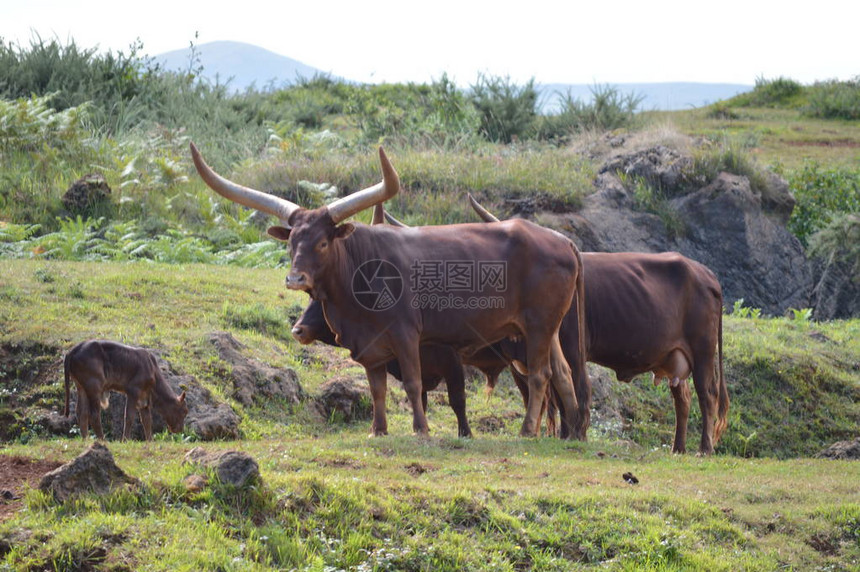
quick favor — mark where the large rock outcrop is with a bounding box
[549,145,826,316]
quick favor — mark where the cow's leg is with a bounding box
[76,387,90,440]
[139,404,154,441]
[122,393,138,441]
[669,380,691,454]
[365,364,389,437]
[89,395,105,440]
[394,344,430,436]
[421,391,428,414]
[442,356,471,438]
[692,357,719,455]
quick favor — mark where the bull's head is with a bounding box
[190,143,400,294]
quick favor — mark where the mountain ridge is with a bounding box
[155,41,752,110]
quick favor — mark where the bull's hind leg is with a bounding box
[692,356,720,455]
[365,365,389,437]
[549,335,580,439]
[442,356,472,438]
[392,342,430,437]
[523,331,577,438]
[670,381,692,454]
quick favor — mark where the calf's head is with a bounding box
[164,391,188,434]
[190,143,400,296]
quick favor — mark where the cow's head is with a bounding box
[190,143,400,294]
[165,391,188,433]
[291,297,337,345]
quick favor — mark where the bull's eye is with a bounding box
[317,240,329,251]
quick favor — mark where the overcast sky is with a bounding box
[2,0,857,86]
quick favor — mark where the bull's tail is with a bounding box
[571,244,591,439]
[63,351,71,417]
[713,308,729,444]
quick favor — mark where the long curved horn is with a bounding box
[468,193,500,223]
[326,147,400,224]
[190,142,300,222]
[383,211,408,228]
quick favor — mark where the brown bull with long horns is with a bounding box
[190,144,589,438]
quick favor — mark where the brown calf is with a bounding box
[64,340,188,441]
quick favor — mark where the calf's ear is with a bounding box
[268,226,292,241]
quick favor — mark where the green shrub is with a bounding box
[804,77,860,120]
[787,162,860,246]
[687,138,769,195]
[469,74,538,143]
[538,84,644,142]
[733,76,804,107]
[807,213,860,278]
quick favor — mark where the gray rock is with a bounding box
[599,144,692,194]
[673,172,812,315]
[207,332,303,407]
[38,442,138,501]
[184,447,260,488]
[314,377,371,423]
[817,437,860,460]
[61,173,111,214]
[546,161,814,316]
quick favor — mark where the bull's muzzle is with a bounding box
[285,271,311,290]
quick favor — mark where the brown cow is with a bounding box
[191,143,588,439]
[64,340,188,441]
[464,196,728,454]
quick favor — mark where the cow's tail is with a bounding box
[63,351,71,417]
[713,308,729,444]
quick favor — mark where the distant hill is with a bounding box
[154,41,337,91]
[155,41,752,109]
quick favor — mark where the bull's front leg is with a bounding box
[365,365,389,437]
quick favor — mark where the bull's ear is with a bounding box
[267,226,292,241]
[334,222,355,240]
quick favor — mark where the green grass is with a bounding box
[1,259,859,570]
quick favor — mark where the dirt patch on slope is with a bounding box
[0,455,64,520]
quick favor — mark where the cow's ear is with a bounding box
[267,226,292,241]
[334,223,355,240]
[178,391,186,403]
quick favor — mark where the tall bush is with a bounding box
[468,74,538,143]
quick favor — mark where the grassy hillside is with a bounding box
[1,44,859,569]
[1,259,859,570]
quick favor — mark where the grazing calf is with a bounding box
[64,340,188,441]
